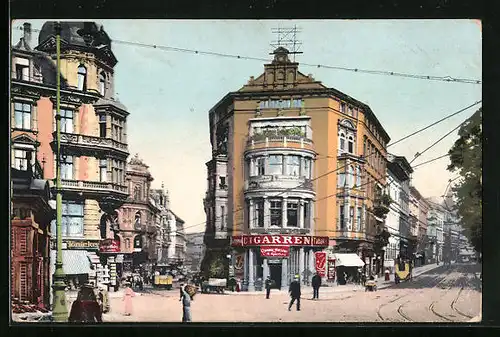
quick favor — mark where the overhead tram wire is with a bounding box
[412,154,450,169]
[179,101,481,233]
[16,26,482,85]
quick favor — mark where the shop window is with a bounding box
[268,155,283,175]
[77,65,87,91]
[286,155,300,176]
[14,102,32,130]
[270,200,282,227]
[287,201,298,227]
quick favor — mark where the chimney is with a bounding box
[23,22,32,48]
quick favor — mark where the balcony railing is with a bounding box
[247,135,313,148]
[245,175,314,191]
[58,132,128,153]
[60,179,128,194]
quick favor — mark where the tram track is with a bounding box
[450,287,474,319]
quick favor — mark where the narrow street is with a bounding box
[102,263,481,323]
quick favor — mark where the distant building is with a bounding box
[409,186,430,266]
[426,197,447,263]
[185,232,205,275]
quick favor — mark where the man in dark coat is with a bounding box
[264,276,273,299]
[311,273,321,300]
[288,275,301,311]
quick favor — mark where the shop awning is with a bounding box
[50,250,92,276]
[333,253,365,267]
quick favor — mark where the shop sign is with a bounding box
[231,235,329,247]
[66,240,99,250]
[99,239,120,253]
[315,252,327,277]
[267,259,282,264]
[327,259,336,280]
[260,246,289,257]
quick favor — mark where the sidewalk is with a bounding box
[377,262,440,290]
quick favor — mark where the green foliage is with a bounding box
[253,127,306,140]
[447,108,482,253]
[208,255,226,278]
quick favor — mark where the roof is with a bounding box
[38,21,111,49]
[168,209,185,224]
[94,97,129,114]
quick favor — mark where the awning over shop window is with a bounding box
[50,250,92,276]
[333,253,365,267]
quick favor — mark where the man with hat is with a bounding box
[264,276,273,299]
[288,274,301,311]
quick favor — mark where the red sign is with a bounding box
[315,252,327,277]
[260,246,290,257]
[231,235,329,247]
[99,239,120,253]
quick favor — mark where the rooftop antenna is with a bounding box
[270,24,303,62]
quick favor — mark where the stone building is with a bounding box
[202,47,390,290]
[11,21,130,290]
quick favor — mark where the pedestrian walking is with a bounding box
[288,274,301,311]
[311,273,321,300]
[265,276,273,299]
[122,282,135,316]
[180,285,193,322]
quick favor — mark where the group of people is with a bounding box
[264,273,323,311]
[68,284,109,322]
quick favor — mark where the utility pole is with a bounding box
[51,21,68,322]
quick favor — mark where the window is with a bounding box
[340,102,346,113]
[99,159,107,182]
[256,157,266,176]
[221,205,225,230]
[253,199,264,228]
[303,202,310,228]
[339,132,346,151]
[270,200,282,227]
[286,156,300,176]
[14,102,32,129]
[268,155,283,175]
[338,172,346,188]
[287,201,298,227]
[219,176,226,188]
[357,207,362,231]
[348,136,354,154]
[349,206,354,227]
[134,186,141,201]
[339,205,345,229]
[134,235,142,248]
[112,160,125,185]
[363,138,367,156]
[347,165,354,188]
[77,65,87,91]
[54,108,74,133]
[99,71,106,96]
[303,158,312,178]
[348,106,353,116]
[50,201,84,237]
[60,155,73,180]
[356,166,362,187]
[13,149,28,170]
[99,115,107,138]
[16,64,29,81]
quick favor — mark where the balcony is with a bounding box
[60,179,128,197]
[244,175,314,192]
[246,135,314,152]
[54,132,128,156]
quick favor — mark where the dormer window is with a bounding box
[77,65,87,91]
[99,71,106,96]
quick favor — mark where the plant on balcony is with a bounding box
[371,193,392,219]
[278,127,305,137]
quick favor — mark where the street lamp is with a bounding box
[51,22,68,322]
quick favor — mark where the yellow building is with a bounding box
[202,47,390,290]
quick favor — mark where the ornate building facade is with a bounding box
[202,47,390,290]
[11,21,130,291]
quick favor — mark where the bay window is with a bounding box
[268,155,283,175]
[256,157,266,176]
[286,200,298,227]
[303,158,311,178]
[270,200,282,227]
[286,155,300,176]
[99,159,107,182]
[77,65,87,91]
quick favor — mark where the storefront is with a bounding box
[98,238,121,291]
[231,235,329,291]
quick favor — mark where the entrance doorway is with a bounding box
[269,263,282,289]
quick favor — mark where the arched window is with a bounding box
[348,135,354,154]
[99,71,106,96]
[339,132,346,151]
[77,65,87,91]
[134,212,141,228]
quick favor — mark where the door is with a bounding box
[269,264,282,289]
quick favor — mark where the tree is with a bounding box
[447,108,482,253]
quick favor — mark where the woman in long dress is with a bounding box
[123,283,135,316]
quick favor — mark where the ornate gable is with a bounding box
[339,119,356,130]
[11,133,40,147]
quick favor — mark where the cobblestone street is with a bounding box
[102,263,481,323]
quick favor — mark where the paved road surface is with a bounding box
[102,263,481,323]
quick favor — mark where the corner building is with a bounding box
[203,48,390,290]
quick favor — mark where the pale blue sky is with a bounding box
[11,20,482,233]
